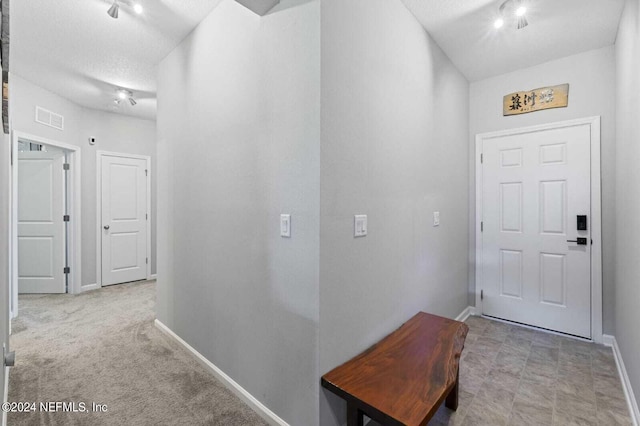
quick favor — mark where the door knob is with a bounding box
[104,225,110,230]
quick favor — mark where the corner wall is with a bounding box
[156,0,320,424]
[9,74,157,283]
[319,0,470,424]
[615,0,640,411]
[468,46,617,334]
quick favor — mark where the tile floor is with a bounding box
[429,316,632,425]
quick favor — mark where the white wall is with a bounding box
[468,46,617,334]
[156,0,319,424]
[615,0,640,410]
[319,0,470,424]
[10,74,157,284]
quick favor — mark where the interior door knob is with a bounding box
[104,225,110,230]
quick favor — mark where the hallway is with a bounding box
[7,282,266,426]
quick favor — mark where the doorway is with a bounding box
[475,117,603,341]
[96,151,151,287]
[10,132,82,317]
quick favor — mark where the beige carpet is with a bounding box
[8,281,268,426]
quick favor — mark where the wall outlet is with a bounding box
[280,214,291,238]
[354,215,367,237]
[433,211,440,227]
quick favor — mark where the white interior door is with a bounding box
[481,124,591,338]
[101,154,148,286]
[18,150,66,294]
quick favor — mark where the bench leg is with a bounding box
[347,402,364,426]
[445,369,459,411]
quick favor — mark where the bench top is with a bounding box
[321,312,469,426]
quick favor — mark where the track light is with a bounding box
[496,0,529,30]
[114,89,138,107]
[517,15,529,29]
[107,1,119,19]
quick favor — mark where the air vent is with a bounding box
[35,106,64,130]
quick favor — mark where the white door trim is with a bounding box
[475,116,603,343]
[96,151,151,287]
[10,131,83,311]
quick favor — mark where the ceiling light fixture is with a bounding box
[107,1,119,19]
[115,89,138,107]
[517,14,529,29]
[134,3,143,14]
[496,0,529,30]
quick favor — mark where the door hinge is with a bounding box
[480,153,483,164]
[146,213,148,220]
[481,290,484,301]
[63,215,70,222]
[64,267,70,274]
[481,221,484,232]
[146,258,148,265]
[63,163,70,170]
[145,169,148,177]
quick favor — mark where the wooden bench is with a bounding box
[321,312,469,426]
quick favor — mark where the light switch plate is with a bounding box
[354,215,367,237]
[280,214,291,238]
[433,211,440,227]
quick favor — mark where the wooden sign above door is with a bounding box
[503,84,569,116]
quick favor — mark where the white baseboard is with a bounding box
[149,274,157,280]
[455,306,476,322]
[154,319,289,426]
[80,283,100,293]
[2,366,9,426]
[602,334,616,347]
[603,334,640,426]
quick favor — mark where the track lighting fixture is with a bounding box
[517,15,529,29]
[114,89,138,107]
[107,1,119,19]
[107,1,143,19]
[495,0,529,30]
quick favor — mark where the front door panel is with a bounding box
[482,124,591,338]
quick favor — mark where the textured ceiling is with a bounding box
[12,0,224,120]
[12,0,626,119]
[400,0,625,82]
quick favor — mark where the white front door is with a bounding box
[481,124,591,338]
[18,150,66,294]
[100,154,148,286]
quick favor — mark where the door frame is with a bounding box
[10,131,83,315]
[96,150,151,287]
[475,116,603,343]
